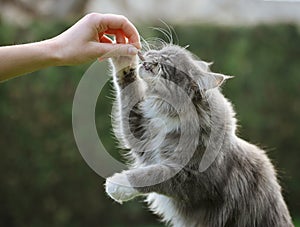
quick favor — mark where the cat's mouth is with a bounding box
[138,51,150,76]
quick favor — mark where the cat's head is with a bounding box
[138,45,231,101]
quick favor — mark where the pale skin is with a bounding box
[0,13,141,82]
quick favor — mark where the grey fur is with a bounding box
[107,45,293,227]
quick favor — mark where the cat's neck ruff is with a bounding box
[141,97,181,133]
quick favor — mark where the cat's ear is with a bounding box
[198,72,233,90]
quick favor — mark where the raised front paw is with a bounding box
[105,172,141,204]
[111,55,137,72]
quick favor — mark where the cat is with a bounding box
[105,44,293,227]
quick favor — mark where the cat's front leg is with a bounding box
[110,55,147,148]
[111,55,140,89]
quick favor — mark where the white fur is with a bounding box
[146,193,204,227]
[105,172,141,204]
[141,98,181,133]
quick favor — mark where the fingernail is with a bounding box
[128,46,138,55]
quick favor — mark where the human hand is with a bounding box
[49,13,141,66]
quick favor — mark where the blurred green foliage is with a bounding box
[0,20,299,226]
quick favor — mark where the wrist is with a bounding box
[42,38,65,66]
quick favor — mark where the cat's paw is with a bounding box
[105,172,141,204]
[111,55,137,72]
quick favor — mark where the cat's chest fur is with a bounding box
[133,97,181,165]
[141,97,180,133]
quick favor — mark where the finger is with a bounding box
[98,31,105,42]
[104,29,126,44]
[99,14,141,49]
[95,43,138,59]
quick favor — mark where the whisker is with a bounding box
[158,19,176,45]
[140,36,151,52]
[151,26,172,45]
[144,37,167,50]
[169,24,179,45]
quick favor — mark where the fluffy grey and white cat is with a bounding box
[105,44,293,227]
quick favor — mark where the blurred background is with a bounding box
[0,0,300,226]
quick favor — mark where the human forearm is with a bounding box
[0,40,60,82]
[0,13,141,82]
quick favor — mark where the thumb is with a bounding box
[96,43,138,59]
